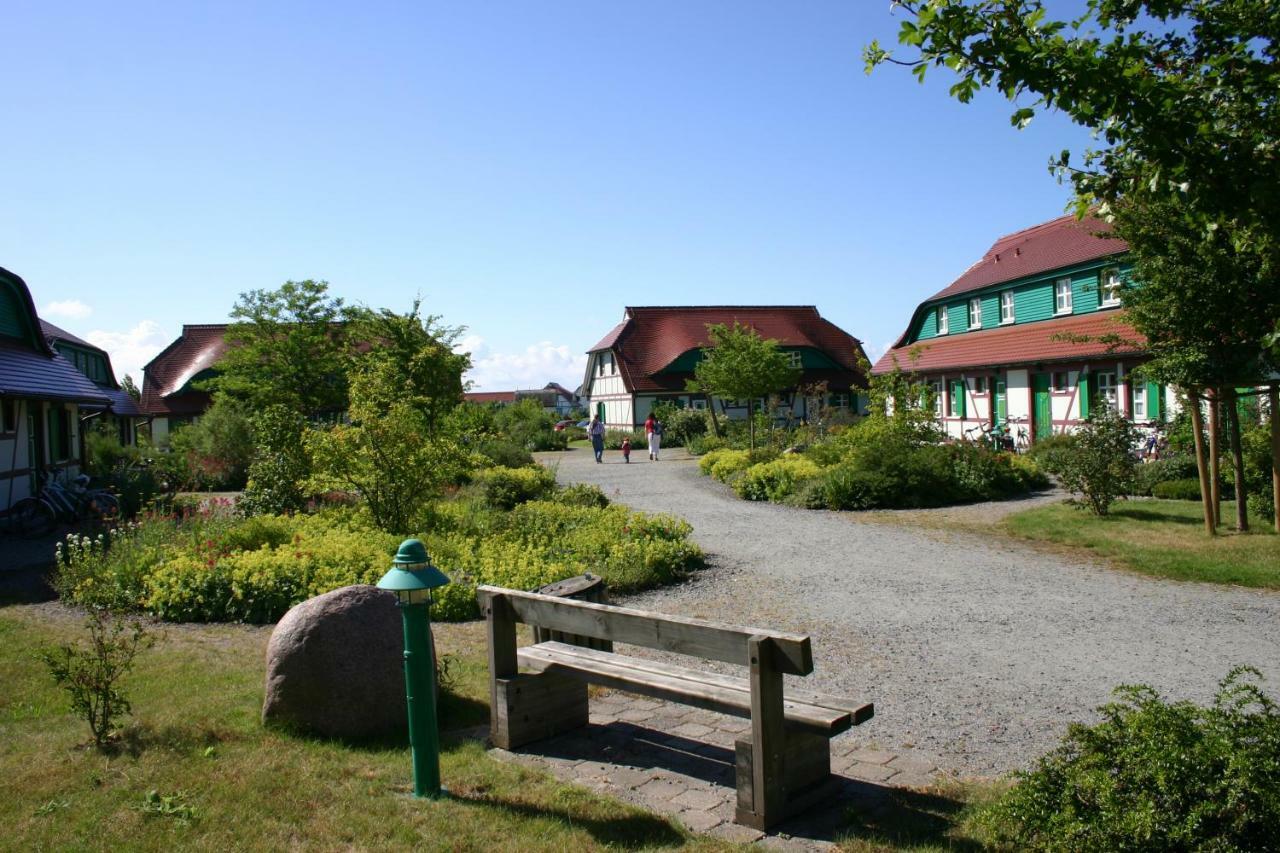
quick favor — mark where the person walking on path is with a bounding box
[644,414,662,461]
[588,414,606,463]
[621,436,631,463]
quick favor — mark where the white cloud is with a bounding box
[862,339,894,365]
[461,338,588,393]
[44,299,93,320]
[85,321,171,387]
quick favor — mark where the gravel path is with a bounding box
[538,448,1280,777]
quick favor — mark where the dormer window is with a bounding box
[936,306,949,335]
[968,298,982,330]
[1101,268,1122,306]
[787,351,802,368]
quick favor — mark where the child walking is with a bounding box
[621,436,631,463]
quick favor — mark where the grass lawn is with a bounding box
[0,605,728,852]
[1003,499,1280,588]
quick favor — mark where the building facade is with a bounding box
[140,324,230,445]
[0,266,111,510]
[42,320,143,447]
[872,215,1174,442]
[583,306,868,430]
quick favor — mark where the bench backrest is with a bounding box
[476,585,813,676]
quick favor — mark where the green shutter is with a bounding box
[1078,373,1090,419]
[1147,382,1161,420]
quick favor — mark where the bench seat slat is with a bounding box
[525,641,874,727]
[518,642,868,735]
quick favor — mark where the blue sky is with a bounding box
[2,1,1095,390]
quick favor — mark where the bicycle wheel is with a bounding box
[88,492,121,523]
[11,498,56,539]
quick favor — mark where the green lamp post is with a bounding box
[377,538,450,799]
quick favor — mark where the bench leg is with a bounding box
[491,671,589,750]
[734,730,834,830]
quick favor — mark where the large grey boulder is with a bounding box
[262,584,430,738]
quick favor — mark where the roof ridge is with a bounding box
[987,213,1079,248]
[626,305,818,311]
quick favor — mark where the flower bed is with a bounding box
[58,487,702,624]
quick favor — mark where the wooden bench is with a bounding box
[477,585,874,830]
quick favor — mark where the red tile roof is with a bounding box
[464,391,518,404]
[872,311,1146,375]
[928,214,1126,304]
[591,306,866,393]
[140,324,229,415]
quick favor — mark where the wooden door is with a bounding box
[1032,373,1053,440]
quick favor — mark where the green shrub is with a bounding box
[1039,410,1138,515]
[1152,478,1206,501]
[552,483,611,509]
[239,405,311,517]
[1242,421,1275,523]
[687,434,727,456]
[1025,431,1078,474]
[39,609,153,749]
[733,456,822,502]
[1132,454,1200,496]
[166,395,255,490]
[972,667,1280,852]
[493,398,567,451]
[476,465,557,510]
[474,438,534,469]
[649,404,709,447]
[813,462,901,510]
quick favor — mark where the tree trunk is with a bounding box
[1208,389,1222,527]
[1226,388,1248,531]
[1271,384,1280,534]
[706,394,722,438]
[748,400,756,450]
[1187,390,1217,535]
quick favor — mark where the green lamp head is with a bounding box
[377,538,449,606]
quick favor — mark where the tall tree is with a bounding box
[212,279,352,417]
[867,0,1280,532]
[693,322,801,449]
[347,301,471,429]
[119,374,141,402]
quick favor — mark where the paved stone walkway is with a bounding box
[490,687,951,848]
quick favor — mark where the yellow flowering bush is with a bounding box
[733,456,823,502]
[699,449,753,482]
[77,490,701,624]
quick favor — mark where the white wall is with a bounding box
[0,400,33,510]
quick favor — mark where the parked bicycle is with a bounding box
[5,471,119,539]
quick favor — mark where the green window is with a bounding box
[949,380,966,418]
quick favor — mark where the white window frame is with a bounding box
[931,381,943,417]
[787,350,802,368]
[936,306,949,335]
[829,393,848,410]
[1054,277,1073,314]
[1101,268,1122,306]
[948,386,963,418]
[968,298,982,329]
[1000,290,1015,324]
[1096,371,1118,411]
[1052,371,1069,392]
[1132,384,1147,419]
